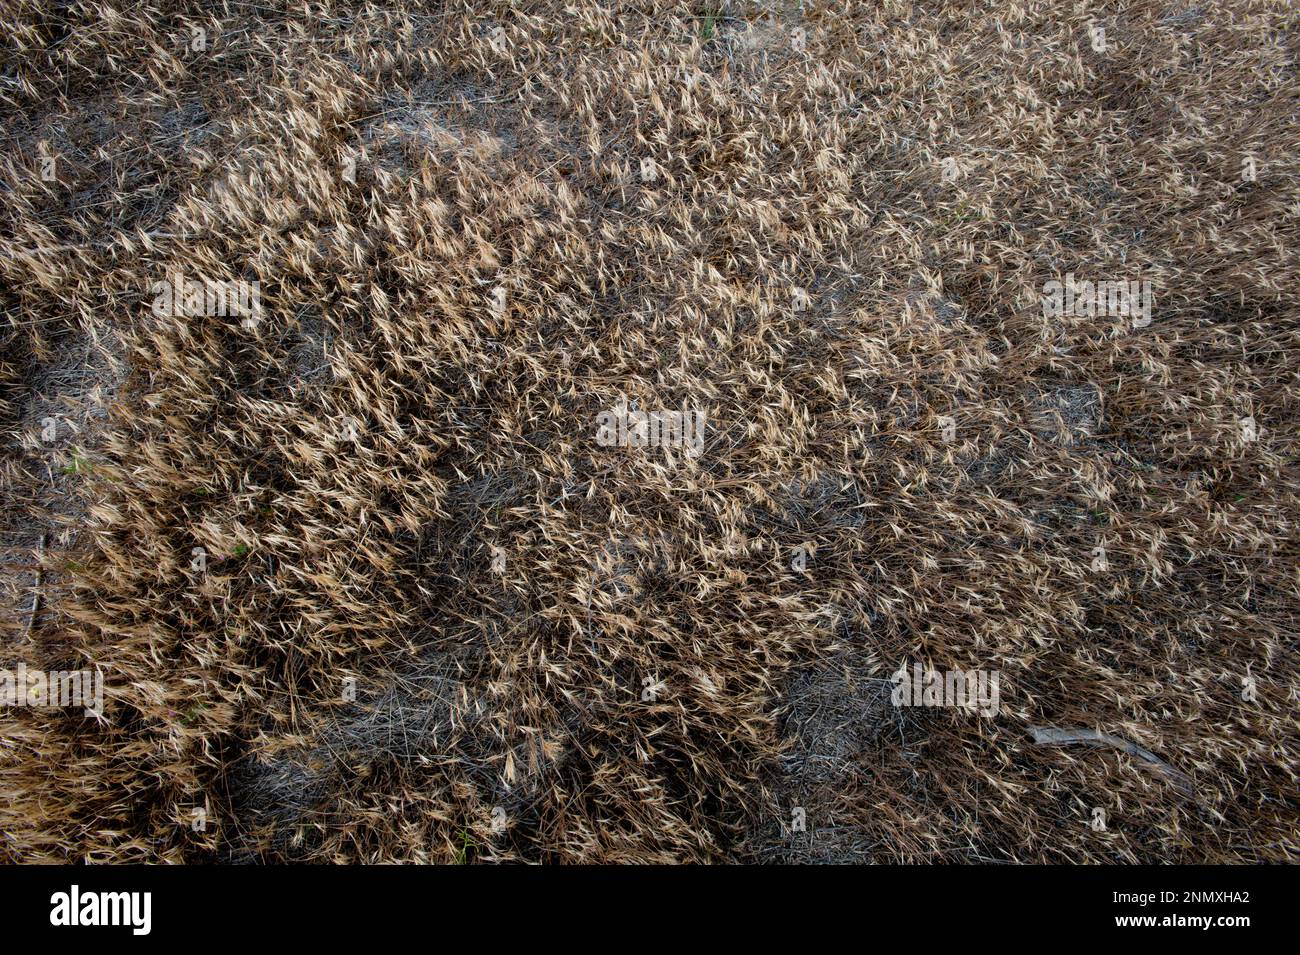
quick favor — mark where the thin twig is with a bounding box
[24,534,45,639]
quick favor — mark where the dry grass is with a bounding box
[1,0,1297,863]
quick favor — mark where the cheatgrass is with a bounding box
[0,0,1296,864]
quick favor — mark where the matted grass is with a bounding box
[1,0,1296,863]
